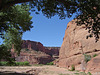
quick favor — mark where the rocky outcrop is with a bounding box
[58,19,100,70]
[21,40,60,56]
[15,50,52,64]
[12,40,60,64]
[22,40,45,52]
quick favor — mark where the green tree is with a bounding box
[4,28,22,55]
[0,4,33,60]
[0,44,11,61]
[0,4,33,38]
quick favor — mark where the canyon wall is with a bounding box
[12,40,60,64]
[58,19,100,70]
[21,40,60,56]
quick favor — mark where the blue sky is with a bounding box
[22,12,75,47]
[0,12,75,47]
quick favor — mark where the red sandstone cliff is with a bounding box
[58,19,100,71]
[13,40,60,64]
[22,40,45,52]
[21,40,60,56]
[15,50,52,64]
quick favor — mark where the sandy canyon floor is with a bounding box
[0,65,98,75]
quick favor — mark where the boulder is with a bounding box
[58,19,100,69]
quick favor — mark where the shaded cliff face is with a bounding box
[21,40,60,56]
[44,47,60,56]
[22,40,45,52]
[58,20,100,69]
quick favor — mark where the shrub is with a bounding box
[84,54,91,63]
[87,72,92,75]
[46,62,54,65]
[15,61,30,66]
[23,61,30,66]
[15,62,24,66]
[25,48,29,51]
[68,65,75,71]
[6,61,16,66]
[0,61,7,66]
[71,65,75,71]
[0,61,30,66]
[93,54,97,57]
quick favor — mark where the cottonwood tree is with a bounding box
[0,4,33,60]
[4,28,22,55]
[0,4,33,38]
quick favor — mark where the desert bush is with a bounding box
[93,54,97,57]
[15,61,30,66]
[0,61,7,66]
[68,65,75,71]
[46,62,54,65]
[87,72,92,75]
[0,61,30,66]
[84,54,91,63]
[0,61,16,66]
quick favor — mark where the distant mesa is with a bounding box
[21,40,60,56]
[11,40,60,65]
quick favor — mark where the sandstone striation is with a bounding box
[58,19,100,70]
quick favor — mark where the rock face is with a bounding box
[12,40,60,64]
[44,47,60,56]
[86,55,100,73]
[22,40,45,52]
[15,50,52,64]
[21,40,60,56]
[58,20,100,69]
